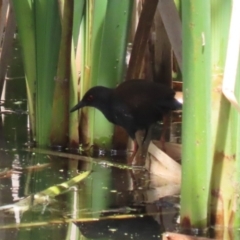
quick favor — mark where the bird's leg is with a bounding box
[128,124,157,165]
[141,124,155,156]
[160,113,171,151]
[128,126,158,189]
[132,126,155,165]
[127,139,137,164]
[127,130,146,166]
[128,131,147,189]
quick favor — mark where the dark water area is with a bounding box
[0,99,180,240]
[1,103,240,240]
[1,87,239,240]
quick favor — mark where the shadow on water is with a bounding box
[0,101,180,240]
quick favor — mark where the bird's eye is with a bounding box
[87,95,93,101]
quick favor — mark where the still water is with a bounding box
[0,99,179,240]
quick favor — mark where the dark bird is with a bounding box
[70,79,181,163]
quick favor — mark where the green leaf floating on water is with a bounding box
[35,170,91,199]
[0,171,91,214]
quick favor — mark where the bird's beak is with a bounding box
[70,101,85,112]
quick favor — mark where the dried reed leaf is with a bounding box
[147,141,181,184]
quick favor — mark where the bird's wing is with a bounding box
[117,91,172,118]
[115,80,176,115]
[111,99,134,123]
[110,99,136,139]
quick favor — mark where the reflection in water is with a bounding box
[0,105,180,239]
[0,117,18,239]
[75,214,160,239]
[11,154,22,202]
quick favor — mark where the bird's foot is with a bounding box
[127,148,147,166]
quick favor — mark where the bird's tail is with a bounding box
[172,98,182,110]
[156,98,182,112]
[173,91,183,110]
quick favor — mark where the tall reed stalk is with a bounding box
[35,0,61,146]
[210,0,240,235]
[92,0,133,148]
[11,0,36,139]
[50,0,73,147]
[68,0,85,148]
[180,0,211,229]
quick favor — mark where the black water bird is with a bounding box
[70,80,181,161]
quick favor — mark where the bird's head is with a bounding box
[70,86,112,113]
